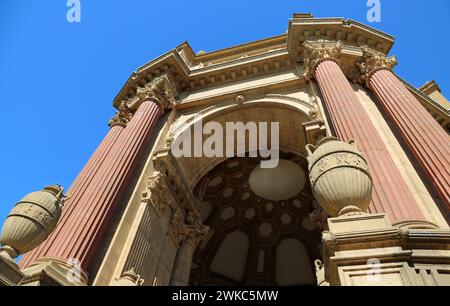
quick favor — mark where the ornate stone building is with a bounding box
[1,13,449,286]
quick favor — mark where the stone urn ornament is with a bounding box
[0,185,67,262]
[306,137,373,217]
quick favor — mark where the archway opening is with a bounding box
[189,152,322,286]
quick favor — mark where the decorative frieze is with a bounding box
[303,40,343,81]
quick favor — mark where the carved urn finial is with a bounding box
[306,137,373,217]
[0,185,66,261]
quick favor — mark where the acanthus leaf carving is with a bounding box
[303,40,343,81]
[309,200,329,232]
[142,170,175,216]
[170,208,190,247]
[186,222,210,249]
[355,46,398,85]
[109,101,133,128]
[136,74,178,110]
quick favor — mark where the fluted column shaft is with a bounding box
[170,238,196,286]
[20,124,125,268]
[170,224,207,286]
[22,100,162,270]
[368,69,450,209]
[314,59,426,224]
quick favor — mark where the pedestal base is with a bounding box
[0,253,24,286]
[20,258,88,286]
[318,213,450,286]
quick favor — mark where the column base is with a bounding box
[319,213,450,286]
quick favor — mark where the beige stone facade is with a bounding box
[1,13,450,286]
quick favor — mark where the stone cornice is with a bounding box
[302,40,343,81]
[288,17,394,61]
[355,46,398,86]
[113,15,397,109]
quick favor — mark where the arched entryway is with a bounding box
[189,153,322,286]
[166,96,325,286]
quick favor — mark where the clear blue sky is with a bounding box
[0,0,449,224]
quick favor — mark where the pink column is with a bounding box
[21,99,162,271]
[368,69,450,211]
[313,58,427,225]
[19,106,131,268]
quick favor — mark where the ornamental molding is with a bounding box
[355,46,398,85]
[169,208,190,247]
[152,150,200,218]
[108,102,133,128]
[309,200,329,232]
[185,222,210,248]
[135,74,178,110]
[142,170,176,216]
[169,88,317,140]
[302,40,343,81]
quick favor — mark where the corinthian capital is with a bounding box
[170,208,191,247]
[303,41,343,81]
[136,74,177,110]
[142,170,176,215]
[355,46,398,85]
[186,223,210,248]
[109,102,133,128]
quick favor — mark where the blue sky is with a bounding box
[0,0,449,224]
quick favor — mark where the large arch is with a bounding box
[168,96,319,190]
[166,97,324,286]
